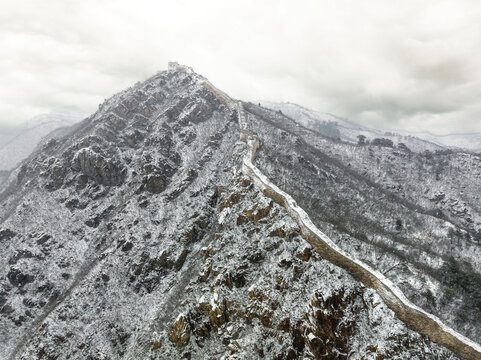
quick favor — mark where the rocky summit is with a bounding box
[0,63,480,359]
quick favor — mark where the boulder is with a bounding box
[169,314,191,347]
[142,174,166,194]
[7,268,34,288]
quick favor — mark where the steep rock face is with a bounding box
[0,65,473,359]
[70,147,127,186]
[140,175,456,359]
[0,67,239,359]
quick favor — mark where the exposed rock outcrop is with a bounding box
[71,148,126,186]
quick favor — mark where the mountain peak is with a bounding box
[167,61,195,74]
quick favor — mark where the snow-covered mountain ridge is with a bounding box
[1,63,480,359]
[238,102,481,359]
[263,101,481,153]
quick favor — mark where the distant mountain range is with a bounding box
[262,101,481,153]
[0,107,87,171]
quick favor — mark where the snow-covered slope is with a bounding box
[408,131,481,152]
[239,104,481,359]
[0,64,479,359]
[263,102,480,153]
[246,102,481,345]
[0,107,86,172]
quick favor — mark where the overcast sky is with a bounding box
[1,0,481,134]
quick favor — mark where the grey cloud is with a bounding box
[1,0,480,134]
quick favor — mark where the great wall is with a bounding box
[215,87,481,360]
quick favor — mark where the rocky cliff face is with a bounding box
[0,64,478,359]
